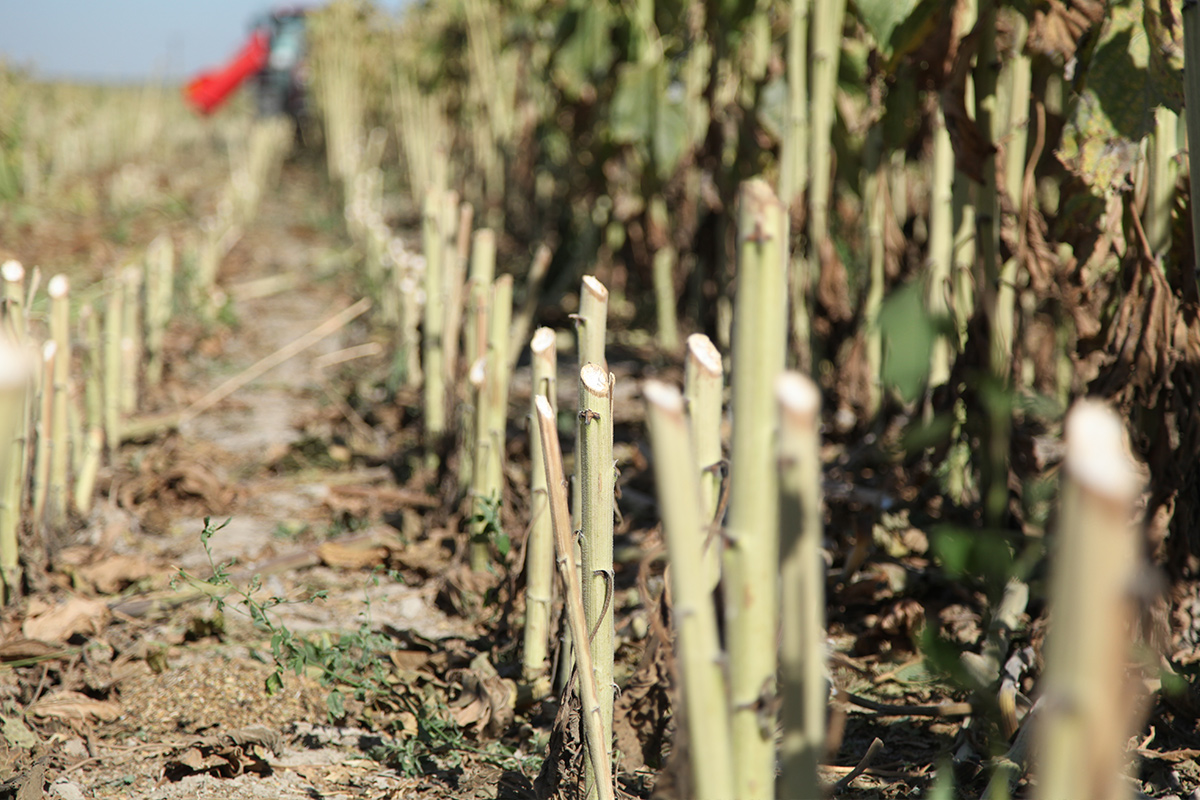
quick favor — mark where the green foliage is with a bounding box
[609,58,690,179]
[470,491,508,559]
[552,3,618,100]
[178,517,402,723]
[877,280,952,403]
[856,0,941,63]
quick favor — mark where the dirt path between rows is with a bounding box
[24,161,503,800]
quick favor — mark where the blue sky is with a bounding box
[0,1,412,83]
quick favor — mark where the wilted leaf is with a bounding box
[940,31,995,183]
[22,597,109,643]
[28,691,121,723]
[1057,0,1183,190]
[2,716,38,749]
[317,540,389,570]
[73,554,162,595]
[1027,0,1106,59]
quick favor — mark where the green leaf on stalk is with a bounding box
[877,280,944,403]
[552,4,616,100]
[610,59,690,179]
[855,0,940,64]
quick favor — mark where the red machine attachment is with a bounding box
[184,30,270,115]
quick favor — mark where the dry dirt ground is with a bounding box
[2,161,534,800]
[5,154,1200,800]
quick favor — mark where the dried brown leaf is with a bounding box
[22,596,109,643]
[316,540,389,570]
[73,554,163,595]
[940,30,996,184]
[816,237,854,323]
[28,691,121,723]
[1026,0,1106,60]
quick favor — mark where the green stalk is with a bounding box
[1146,106,1179,258]
[725,179,788,800]
[534,394,615,800]
[643,379,735,800]
[579,362,614,800]
[484,275,513,519]
[928,107,955,389]
[575,276,609,371]
[776,371,825,798]
[649,197,681,353]
[993,9,1030,382]
[863,133,887,419]
[120,266,142,414]
[469,274,513,571]
[779,0,809,210]
[808,0,847,258]
[509,244,554,372]
[974,0,1001,377]
[573,275,609,537]
[75,305,103,516]
[2,261,26,342]
[683,332,723,589]
[652,248,680,353]
[0,263,29,600]
[32,341,54,526]
[47,275,70,529]
[144,234,174,387]
[523,327,557,688]
[782,0,811,369]
[104,282,122,460]
[1034,401,1144,800]
[422,190,447,438]
[0,336,31,602]
[73,427,102,517]
[443,200,473,392]
[461,228,497,493]
[1185,0,1200,284]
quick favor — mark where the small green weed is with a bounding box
[174,517,392,721]
[470,492,508,560]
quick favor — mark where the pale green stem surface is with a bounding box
[422,191,446,437]
[928,107,955,388]
[684,332,724,589]
[776,371,825,800]
[579,363,614,800]
[725,179,788,800]
[1034,401,1144,800]
[534,395,615,800]
[47,276,70,529]
[522,327,557,685]
[644,379,735,800]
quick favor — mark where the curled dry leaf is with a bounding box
[816,237,854,324]
[162,725,280,781]
[316,539,390,570]
[28,691,121,724]
[939,30,995,184]
[447,656,516,737]
[71,554,164,595]
[1025,0,1105,61]
[22,596,109,643]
